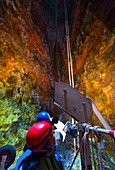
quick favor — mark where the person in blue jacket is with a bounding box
[37,111,65,170]
[15,111,65,170]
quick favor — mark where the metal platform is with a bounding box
[53,82,93,122]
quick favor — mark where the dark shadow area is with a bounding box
[91,0,115,32]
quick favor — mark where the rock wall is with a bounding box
[71,0,115,129]
[0,0,114,165]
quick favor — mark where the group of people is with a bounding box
[15,111,66,170]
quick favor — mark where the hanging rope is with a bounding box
[89,118,97,170]
[83,124,92,170]
[97,142,103,170]
[93,126,103,170]
[64,0,74,88]
[64,0,76,155]
[69,124,91,170]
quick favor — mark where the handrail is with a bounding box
[89,126,115,140]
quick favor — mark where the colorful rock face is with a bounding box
[0,0,114,168]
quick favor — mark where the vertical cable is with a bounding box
[64,0,76,154]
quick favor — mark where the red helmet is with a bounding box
[26,121,54,152]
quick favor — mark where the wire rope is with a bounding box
[64,0,76,156]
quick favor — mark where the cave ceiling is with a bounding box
[0,0,115,129]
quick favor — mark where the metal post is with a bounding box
[0,155,7,170]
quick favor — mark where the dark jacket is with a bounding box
[18,151,61,170]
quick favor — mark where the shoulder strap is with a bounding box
[15,149,32,170]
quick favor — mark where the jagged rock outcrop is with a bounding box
[0,0,115,165]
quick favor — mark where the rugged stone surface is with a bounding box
[0,0,115,166]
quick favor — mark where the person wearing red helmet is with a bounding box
[26,121,55,155]
[15,121,61,170]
